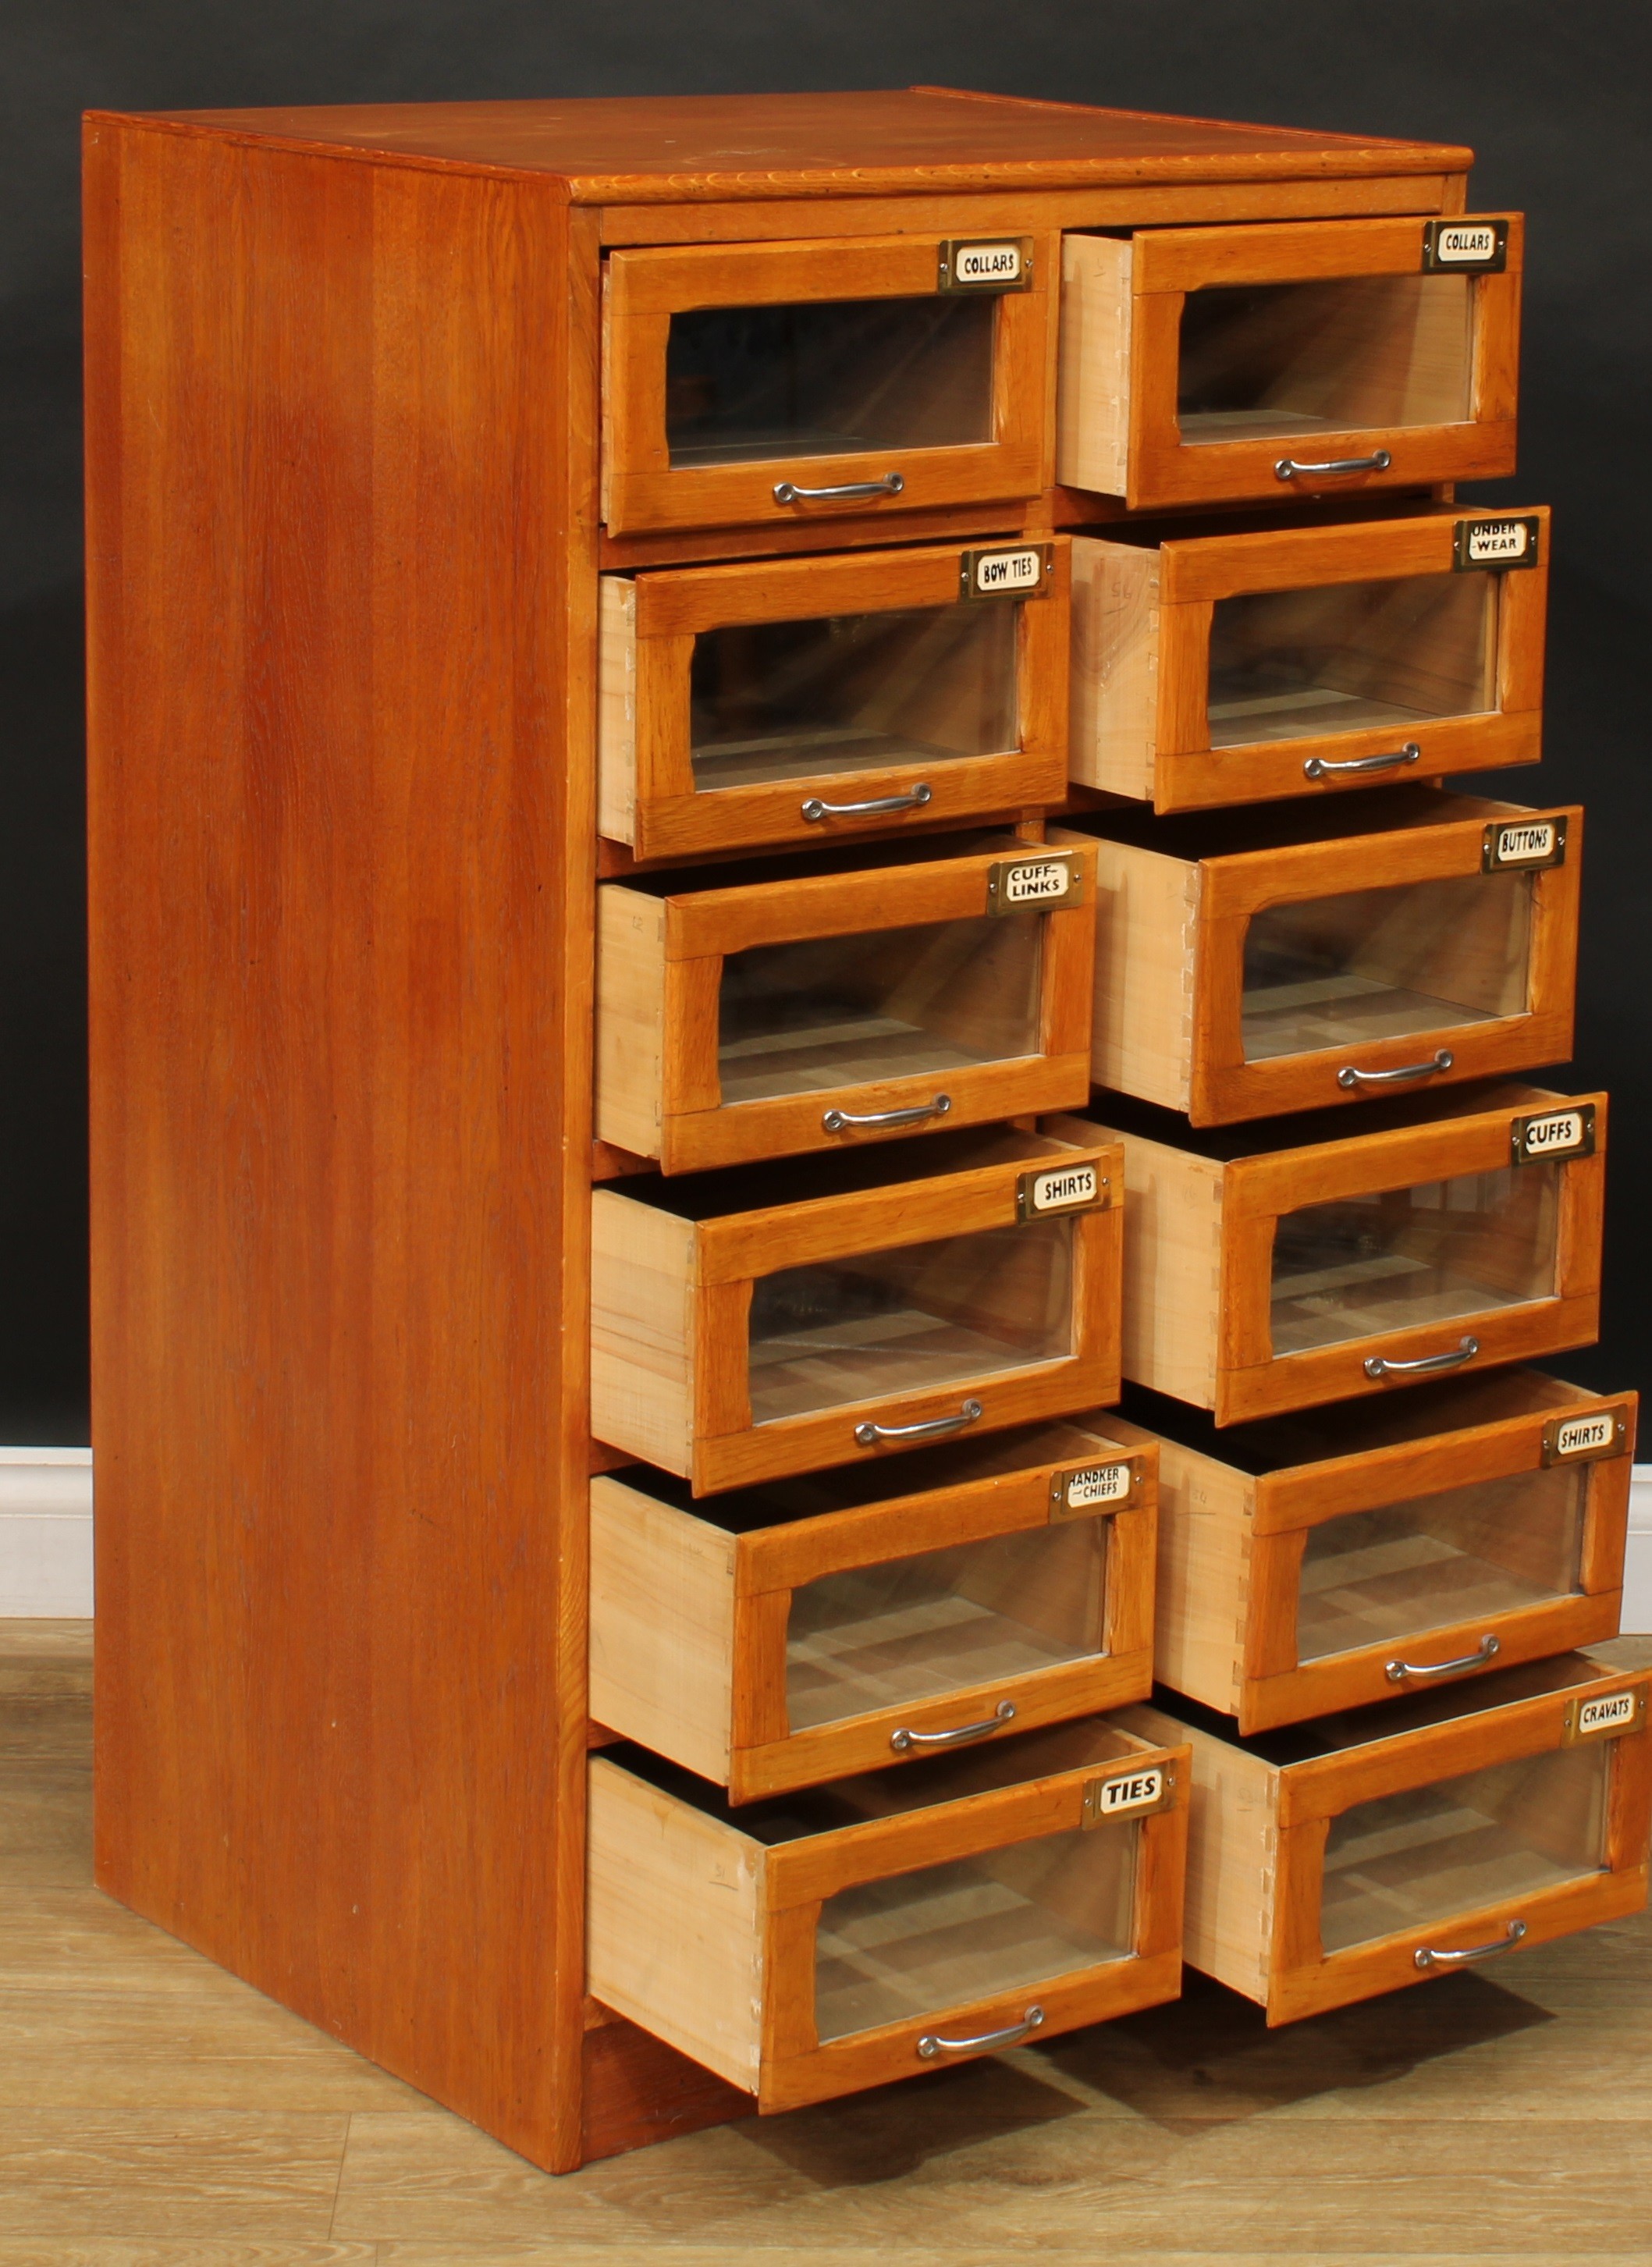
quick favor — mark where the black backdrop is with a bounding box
[3,2,1649,1441]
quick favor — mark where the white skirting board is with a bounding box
[1,1452,1650,1630]
[0,1450,94,1615]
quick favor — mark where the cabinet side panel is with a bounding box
[85,120,592,2168]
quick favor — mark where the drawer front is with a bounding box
[588,1721,1188,2112]
[591,1135,1124,1491]
[1220,1091,1605,1424]
[1060,215,1521,512]
[1268,1665,1651,2023]
[1194,800,1579,1123]
[1070,510,1547,812]
[603,233,1054,536]
[600,541,1069,860]
[598,833,1096,1171]
[1242,1388,1635,1729]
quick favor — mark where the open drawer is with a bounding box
[1076,789,1579,1124]
[589,1417,1156,1801]
[1054,1081,1604,1426]
[602,230,1054,535]
[1058,215,1520,510]
[592,1125,1122,1493]
[597,830,1096,1171]
[1124,1653,1651,2025]
[599,539,1069,862]
[1110,1370,1633,1732]
[587,1714,1188,2111]
[1069,507,1547,810]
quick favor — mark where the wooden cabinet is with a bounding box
[587,1713,1189,2110]
[1055,1082,1604,1425]
[602,231,1056,535]
[592,1125,1122,1492]
[1069,506,1547,810]
[1078,789,1578,1123]
[589,1418,1156,1800]
[597,828,1096,1170]
[599,539,1070,861]
[1124,1654,1651,2025]
[1110,1370,1633,1732]
[1059,215,1521,510]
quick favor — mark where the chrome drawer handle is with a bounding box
[823,1095,952,1135]
[801,784,933,823]
[1387,1633,1501,1684]
[891,1700,1017,1754]
[1275,449,1392,481]
[1305,741,1421,782]
[1415,1919,1527,1970]
[1338,1049,1454,1091]
[918,2004,1045,2059]
[856,1398,982,1448]
[774,472,906,505]
[1366,1336,1479,1381]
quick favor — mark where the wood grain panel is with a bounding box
[86,117,593,2172]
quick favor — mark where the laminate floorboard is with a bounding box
[2,1621,1648,2262]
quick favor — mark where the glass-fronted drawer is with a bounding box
[597,830,1096,1171]
[603,233,1053,535]
[1058,215,1521,511]
[1125,1653,1650,2024]
[1075,789,1578,1124]
[587,1714,1188,2111]
[1057,1081,1604,1425]
[599,539,1068,861]
[1112,1369,1633,1731]
[590,1418,1156,1800]
[1070,508,1547,811]
[592,1125,1121,1493]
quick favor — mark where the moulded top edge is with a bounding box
[87,90,1474,201]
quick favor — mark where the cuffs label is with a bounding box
[1455,515,1540,570]
[1511,1104,1594,1166]
[1423,218,1509,272]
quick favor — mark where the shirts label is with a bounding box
[1018,1160,1101,1218]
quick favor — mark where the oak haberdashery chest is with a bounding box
[85,86,1639,2173]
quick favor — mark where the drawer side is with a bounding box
[1070,537,1160,797]
[1089,838,1198,1110]
[591,1191,697,1474]
[598,576,638,844]
[589,1476,737,1781]
[587,1758,764,2094]
[595,886,666,1159]
[1057,234,1132,496]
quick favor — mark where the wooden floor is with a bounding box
[5,1618,1652,2264]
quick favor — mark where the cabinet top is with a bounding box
[89,87,1472,204]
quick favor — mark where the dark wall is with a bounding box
[3,2,1648,1440]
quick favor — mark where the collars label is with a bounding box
[938,238,1032,292]
[1423,218,1509,271]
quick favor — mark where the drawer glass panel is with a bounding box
[1207,571,1494,750]
[1176,275,1474,445]
[814,1819,1136,2041]
[748,1218,1074,1424]
[719,914,1042,1105]
[1270,1164,1559,1357]
[1242,871,1532,1064]
[1319,1741,1609,1954]
[1297,1464,1587,1665]
[786,1519,1108,1732]
[690,602,1019,794]
[666,297,996,468]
